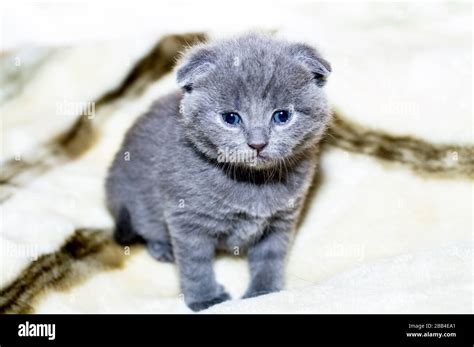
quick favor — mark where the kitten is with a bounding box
[106,33,331,311]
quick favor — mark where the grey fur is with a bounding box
[106,33,331,311]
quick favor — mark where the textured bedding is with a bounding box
[0,2,472,313]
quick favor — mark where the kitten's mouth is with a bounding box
[249,154,278,169]
[216,147,280,169]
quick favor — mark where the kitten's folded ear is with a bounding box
[289,43,331,87]
[176,46,216,92]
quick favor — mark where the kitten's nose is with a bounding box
[248,142,267,153]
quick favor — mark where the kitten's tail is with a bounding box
[114,207,145,245]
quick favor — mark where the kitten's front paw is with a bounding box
[147,241,174,263]
[187,290,231,312]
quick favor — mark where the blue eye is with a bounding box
[272,110,291,124]
[222,112,241,125]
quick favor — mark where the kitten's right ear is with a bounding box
[176,46,216,93]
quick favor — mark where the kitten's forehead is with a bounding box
[215,35,303,76]
[178,33,330,99]
[208,37,314,103]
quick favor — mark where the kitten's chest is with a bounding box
[213,179,294,217]
[216,211,269,250]
[180,155,316,247]
[207,178,302,249]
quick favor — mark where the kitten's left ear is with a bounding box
[176,45,216,92]
[289,43,331,87]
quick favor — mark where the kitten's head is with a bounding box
[176,33,331,169]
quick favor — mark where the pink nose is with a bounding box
[248,143,267,152]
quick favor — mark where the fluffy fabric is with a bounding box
[0,2,472,313]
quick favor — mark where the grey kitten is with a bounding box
[106,33,331,311]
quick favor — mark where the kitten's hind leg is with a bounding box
[140,216,174,263]
[115,205,174,262]
[114,207,145,245]
[120,200,174,262]
[147,240,174,263]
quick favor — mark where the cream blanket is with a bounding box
[0,2,472,313]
